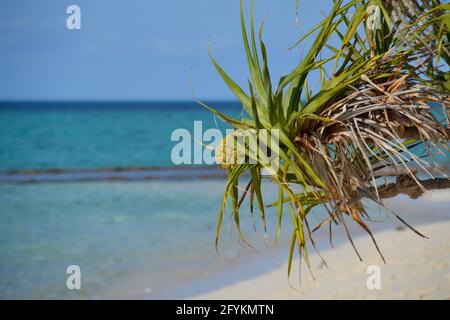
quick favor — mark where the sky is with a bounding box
[0,0,334,101]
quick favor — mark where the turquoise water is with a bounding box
[0,180,283,299]
[0,101,240,171]
[0,101,284,299]
[0,101,447,299]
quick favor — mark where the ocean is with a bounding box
[0,101,284,299]
[0,101,243,171]
[0,101,447,299]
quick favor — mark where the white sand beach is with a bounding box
[187,191,450,300]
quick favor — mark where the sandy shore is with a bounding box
[187,191,450,300]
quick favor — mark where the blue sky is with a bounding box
[0,0,333,100]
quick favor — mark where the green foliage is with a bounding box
[205,0,449,280]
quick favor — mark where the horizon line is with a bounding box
[0,99,240,103]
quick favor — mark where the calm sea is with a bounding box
[0,101,243,171]
[0,101,447,299]
[0,101,285,299]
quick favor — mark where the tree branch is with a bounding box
[375,175,450,199]
[398,126,450,140]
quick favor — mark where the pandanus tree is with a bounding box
[203,0,449,278]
